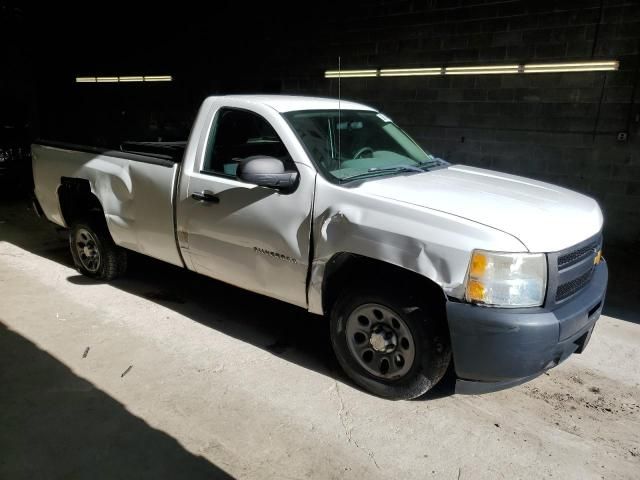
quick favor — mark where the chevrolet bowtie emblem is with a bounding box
[594,249,602,265]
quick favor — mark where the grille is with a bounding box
[552,234,602,304]
[557,241,598,269]
[556,268,594,301]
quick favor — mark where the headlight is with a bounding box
[465,250,547,307]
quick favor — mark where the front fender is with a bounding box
[307,177,526,315]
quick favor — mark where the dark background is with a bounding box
[1,0,639,247]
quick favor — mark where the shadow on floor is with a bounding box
[0,322,233,480]
[66,251,456,400]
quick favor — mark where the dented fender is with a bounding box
[32,144,184,267]
[307,175,527,315]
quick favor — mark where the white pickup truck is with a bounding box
[32,95,608,399]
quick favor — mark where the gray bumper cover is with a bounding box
[447,260,608,394]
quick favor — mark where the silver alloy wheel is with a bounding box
[345,303,416,380]
[74,228,101,273]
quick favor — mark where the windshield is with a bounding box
[283,109,447,182]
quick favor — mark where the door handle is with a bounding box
[191,191,220,203]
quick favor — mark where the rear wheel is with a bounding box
[69,222,127,281]
[330,289,451,400]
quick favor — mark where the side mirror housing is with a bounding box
[236,156,298,190]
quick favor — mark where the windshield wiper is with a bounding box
[417,157,450,169]
[339,165,424,183]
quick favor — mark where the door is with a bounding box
[179,107,314,307]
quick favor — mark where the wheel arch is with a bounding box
[57,177,107,228]
[320,252,448,323]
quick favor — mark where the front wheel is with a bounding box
[330,290,451,400]
[69,222,127,281]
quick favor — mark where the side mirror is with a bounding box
[236,156,298,190]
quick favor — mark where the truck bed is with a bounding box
[32,141,184,268]
[120,141,187,162]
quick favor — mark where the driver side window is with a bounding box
[202,108,293,177]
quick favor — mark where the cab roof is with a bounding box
[211,94,377,113]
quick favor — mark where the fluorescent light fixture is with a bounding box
[380,67,441,77]
[119,76,144,82]
[324,59,619,79]
[445,65,520,75]
[325,69,378,78]
[524,61,618,73]
[76,75,173,83]
[143,75,173,82]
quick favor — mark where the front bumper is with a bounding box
[447,260,608,394]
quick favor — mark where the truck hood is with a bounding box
[356,165,602,252]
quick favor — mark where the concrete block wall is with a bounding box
[271,0,640,248]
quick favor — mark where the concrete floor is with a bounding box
[1,198,639,479]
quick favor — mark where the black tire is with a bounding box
[330,288,451,400]
[69,222,127,281]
